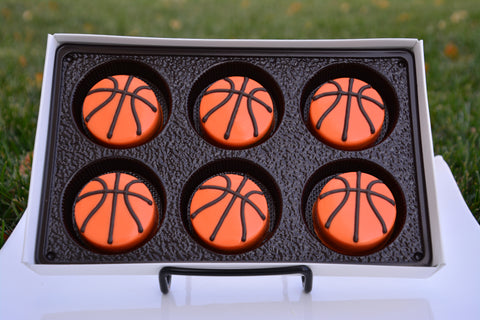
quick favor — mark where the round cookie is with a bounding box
[82,75,163,147]
[189,173,270,253]
[73,172,158,252]
[308,77,385,150]
[198,76,275,149]
[312,171,396,255]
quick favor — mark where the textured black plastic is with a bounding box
[35,44,431,265]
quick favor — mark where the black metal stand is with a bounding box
[159,265,313,294]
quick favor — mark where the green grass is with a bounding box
[1,0,479,248]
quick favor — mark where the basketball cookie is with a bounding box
[312,171,396,255]
[188,173,270,253]
[197,76,275,149]
[82,75,163,147]
[308,77,385,150]
[73,172,158,252]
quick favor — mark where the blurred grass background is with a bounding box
[0,0,479,248]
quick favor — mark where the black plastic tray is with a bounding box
[35,44,431,266]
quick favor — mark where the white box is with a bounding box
[21,34,442,277]
[2,34,480,320]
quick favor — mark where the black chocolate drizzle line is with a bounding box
[190,175,232,220]
[84,76,158,139]
[320,172,395,243]
[201,77,273,140]
[190,174,267,242]
[108,173,122,244]
[353,170,362,242]
[74,173,153,245]
[312,78,385,142]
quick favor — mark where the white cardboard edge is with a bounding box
[411,41,444,267]
[20,34,441,278]
[51,33,420,49]
[22,34,60,265]
[26,261,437,278]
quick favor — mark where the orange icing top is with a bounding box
[309,77,385,150]
[198,76,274,148]
[189,173,269,252]
[82,75,163,147]
[313,171,396,255]
[73,172,158,252]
